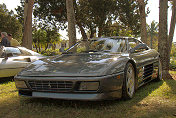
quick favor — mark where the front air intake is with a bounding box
[28,80,73,92]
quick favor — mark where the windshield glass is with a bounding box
[66,37,127,53]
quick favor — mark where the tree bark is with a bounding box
[159,0,172,80]
[168,0,176,59]
[66,0,77,48]
[150,33,153,48]
[98,26,103,37]
[22,0,34,50]
[90,26,96,38]
[34,43,38,52]
[37,40,41,52]
[45,43,49,50]
[77,22,88,40]
[138,0,148,44]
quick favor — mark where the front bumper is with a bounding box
[15,72,124,100]
[19,90,122,101]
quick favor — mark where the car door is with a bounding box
[128,38,158,85]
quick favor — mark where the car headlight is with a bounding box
[15,80,28,88]
[79,81,99,91]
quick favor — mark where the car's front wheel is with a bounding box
[122,63,135,99]
[156,58,162,81]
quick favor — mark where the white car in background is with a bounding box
[0,46,43,78]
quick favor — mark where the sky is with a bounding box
[0,0,176,42]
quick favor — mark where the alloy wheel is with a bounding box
[126,65,135,98]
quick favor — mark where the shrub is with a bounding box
[40,49,61,56]
[170,58,176,70]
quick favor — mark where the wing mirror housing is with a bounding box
[130,44,149,53]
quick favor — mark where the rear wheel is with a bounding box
[122,63,135,99]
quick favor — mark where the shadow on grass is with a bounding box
[0,80,168,118]
[0,77,14,84]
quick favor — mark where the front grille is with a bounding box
[28,81,73,91]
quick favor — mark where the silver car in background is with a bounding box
[0,46,43,78]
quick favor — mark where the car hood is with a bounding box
[18,53,127,77]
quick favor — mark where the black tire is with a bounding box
[122,63,135,100]
[155,58,162,81]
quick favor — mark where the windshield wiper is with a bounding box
[79,50,98,53]
[62,52,73,54]
[88,50,98,52]
[102,50,111,52]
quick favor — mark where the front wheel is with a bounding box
[156,58,162,81]
[122,63,135,99]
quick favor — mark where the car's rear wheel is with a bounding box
[156,58,162,81]
[122,63,135,99]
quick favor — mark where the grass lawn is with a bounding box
[0,75,176,118]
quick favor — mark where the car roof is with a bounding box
[2,46,41,56]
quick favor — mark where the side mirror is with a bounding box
[130,44,149,53]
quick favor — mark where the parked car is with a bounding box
[14,37,162,100]
[0,46,43,78]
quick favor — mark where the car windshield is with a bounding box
[66,37,127,53]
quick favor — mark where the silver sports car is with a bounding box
[0,46,43,78]
[14,37,162,100]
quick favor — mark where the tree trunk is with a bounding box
[22,0,34,50]
[40,44,42,51]
[138,0,148,44]
[52,43,56,50]
[77,22,88,40]
[168,0,176,60]
[38,41,41,52]
[45,43,49,50]
[150,33,153,48]
[159,0,172,80]
[34,43,38,52]
[98,26,103,37]
[90,25,96,39]
[89,24,96,38]
[66,0,77,48]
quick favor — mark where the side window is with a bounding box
[129,39,141,48]
[119,40,127,52]
[5,47,22,57]
[129,39,146,52]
